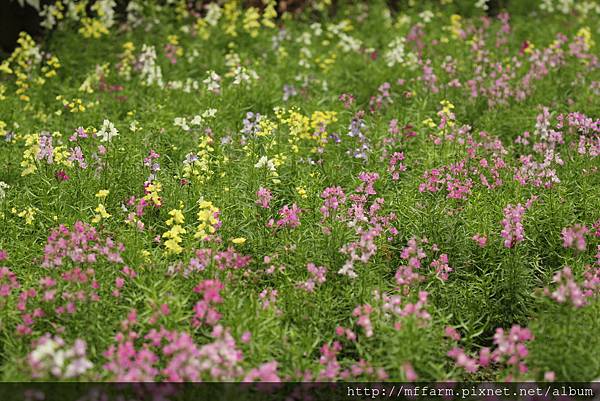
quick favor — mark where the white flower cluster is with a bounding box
[97,119,119,142]
[174,109,217,132]
[203,70,222,94]
[0,181,9,200]
[138,45,164,88]
[28,335,93,379]
[384,37,419,69]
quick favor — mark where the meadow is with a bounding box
[0,0,599,383]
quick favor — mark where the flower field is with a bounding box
[0,0,599,383]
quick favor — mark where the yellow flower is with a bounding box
[92,203,111,223]
[163,207,187,254]
[296,186,308,199]
[15,207,36,225]
[231,237,246,244]
[95,189,110,199]
[166,208,185,226]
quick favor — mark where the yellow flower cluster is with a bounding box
[310,111,338,148]
[42,56,61,79]
[275,108,308,154]
[163,207,187,254]
[20,133,71,176]
[20,134,41,176]
[56,96,87,113]
[243,7,261,38]
[449,14,462,40]
[194,200,220,240]
[262,0,277,29]
[182,136,214,185]
[79,17,109,39]
[440,100,455,128]
[0,32,60,102]
[315,52,337,72]
[222,0,277,38]
[92,190,111,223]
[12,207,37,225]
[576,27,594,50]
[275,108,338,153]
[223,1,241,37]
[144,181,162,207]
[257,117,278,137]
[118,42,136,80]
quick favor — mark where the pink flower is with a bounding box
[500,203,526,248]
[256,187,272,209]
[561,224,589,251]
[320,186,346,219]
[352,304,374,337]
[273,204,301,229]
[544,266,588,308]
[298,263,327,292]
[472,234,488,247]
[431,253,452,281]
[448,347,478,373]
[444,326,461,341]
[403,362,418,381]
[243,361,280,382]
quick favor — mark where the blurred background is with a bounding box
[1,0,510,53]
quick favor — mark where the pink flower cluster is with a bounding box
[297,263,327,292]
[448,325,533,378]
[102,307,271,382]
[0,266,19,301]
[387,152,407,181]
[268,204,301,229]
[543,267,588,308]
[167,247,251,277]
[42,221,125,268]
[320,186,346,219]
[192,279,224,327]
[352,304,374,338]
[561,224,589,251]
[375,290,431,330]
[430,253,452,281]
[256,187,272,209]
[500,203,526,248]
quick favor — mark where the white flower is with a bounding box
[385,37,406,67]
[0,181,9,200]
[254,156,276,171]
[232,67,258,85]
[203,70,222,94]
[97,119,119,142]
[174,117,190,131]
[202,108,217,118]
[190,115,204,126]
[419,10,434,24]
[475,0,489,10]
